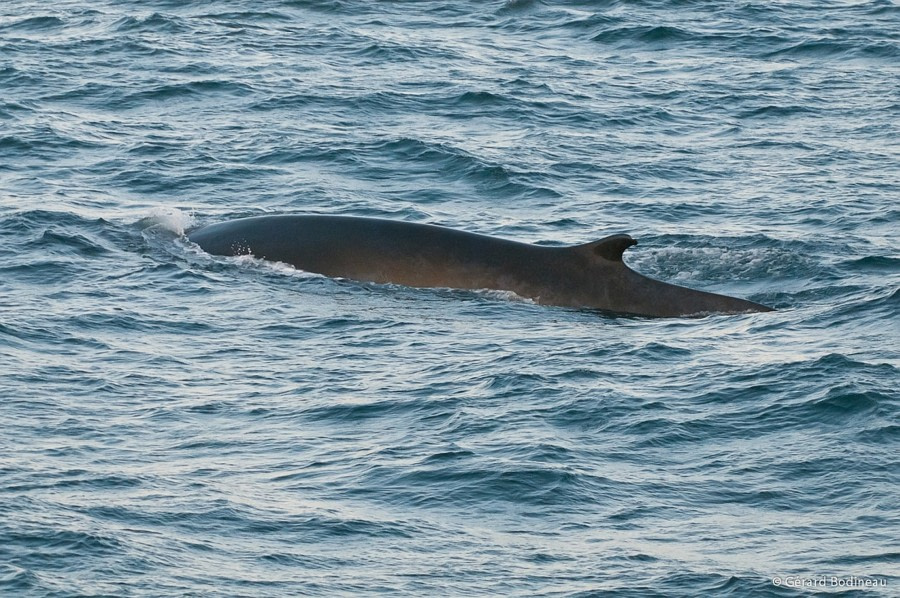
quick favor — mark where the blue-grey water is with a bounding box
[2,1,898,596]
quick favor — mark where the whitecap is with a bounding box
[136,207,196,236]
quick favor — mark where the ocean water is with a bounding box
[1,0,898,595]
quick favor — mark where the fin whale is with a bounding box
[187,215,773,317]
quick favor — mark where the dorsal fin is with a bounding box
[573,234,637,262]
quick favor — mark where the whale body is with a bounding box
[187,215,773,317]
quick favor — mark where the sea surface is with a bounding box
[1,0,898,596]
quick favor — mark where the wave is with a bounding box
[765,38,900,60]
[111,13,191,34]
[117,80,255,109]
[198,11,293,25]
[591,24,693,46]
[0,16,65,33]
[629,235,811,284]
[840,255,900,273]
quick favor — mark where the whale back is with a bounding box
[188,215,773,317]
[188,215,550,291]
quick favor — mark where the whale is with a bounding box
[187,215,773,317]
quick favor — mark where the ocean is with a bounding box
[1,0,898,595]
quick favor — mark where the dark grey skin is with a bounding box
[188,215,773,317]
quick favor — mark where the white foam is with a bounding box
[228,252,325,280]
[139,207,196,236]
[474,288,537,304]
